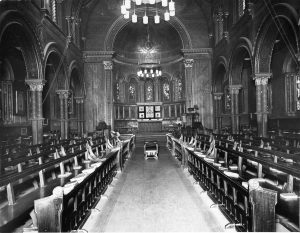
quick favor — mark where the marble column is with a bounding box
[254,74,271,137]
[56,90,69,139]
[183,59,194,109]
[103,61,114,130]
[26,80,46,145]
[229,85,242,134]
[213,93,223,133]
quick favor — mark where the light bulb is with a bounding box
[125,0,131,9]
[159,70,162,76]
[146,73,149,77]
[136,0,142,5]
[170,10,175,16]
[121,4,127,14]
[124,10,130,19]
[169,0,175,11]
[164,10,170,21]
[154,14,160,24]
[149,0,155,4]
[150,69,153,73]
[152,74,155,78]
[132,13,137,23]
[143,14,148,24]
[162,0,168,7]
[144,69,147,74]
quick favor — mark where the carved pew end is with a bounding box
[225,223,244,229]
[210,203,224,208]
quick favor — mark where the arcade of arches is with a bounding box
[1,0,300,232]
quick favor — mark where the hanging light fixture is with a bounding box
[137,65,162,79]
[143,10,148,24]
[137,24,162,79]
[120,0,175,24]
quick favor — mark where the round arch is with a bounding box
[44,43,68,90]
[104,11,192,51]
[213,56,228,93]
[68,60,85,97]
[229,38,254,85]
[254,3,299,73]
[0,10,43,80]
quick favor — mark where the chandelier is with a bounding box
[137,64,162,78]
[121,0,176,24]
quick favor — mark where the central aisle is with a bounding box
[83,138,224,232]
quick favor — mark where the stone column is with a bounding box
[26,80,46,145]
[103,61,114,130]
[229,85,242,134]
[213,93,223,133]
[65,16,72,38]
[254,74,271,137]
[75,97,84,135]
[183,59,194,109]
[56,90,69,139]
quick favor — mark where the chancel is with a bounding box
[0,0,300,232]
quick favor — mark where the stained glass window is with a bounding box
[175,78,183,101]
[115,83,120,101]
[145,80,154,101]
[163,82,170,101]
[296,75,300,111]
[128,83,136,102]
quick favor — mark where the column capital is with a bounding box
[74,96,84,104]
[213,92,223,100]
[56,90,70,99]
[26,79,46,91]
[253,73,272,86]
[183,59,194,68]
[229,85,242,94]
[103,61,113,70]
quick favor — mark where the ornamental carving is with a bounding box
[56,90,70,99]
[183,59,194,68]
[26,80,46,91]
[103,61,113,70]
[229,85,242,94]
[253,74,271,86]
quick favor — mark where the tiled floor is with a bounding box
[83,138,225,232]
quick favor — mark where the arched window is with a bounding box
[115,82,120,102]
[174,77,183,101]
[161,78,171,102]
[145,79,154,102]
[128,79,137,103]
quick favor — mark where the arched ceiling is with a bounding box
[80,0,212,51]
[113,21,182,60]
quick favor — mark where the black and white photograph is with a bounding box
[0,0,299,232]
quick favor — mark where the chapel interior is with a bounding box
[1,0,300,232]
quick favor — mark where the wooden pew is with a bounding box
[168,133,300,232]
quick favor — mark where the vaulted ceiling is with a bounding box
[79,0,213,56]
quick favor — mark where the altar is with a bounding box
[138,121,162,132]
